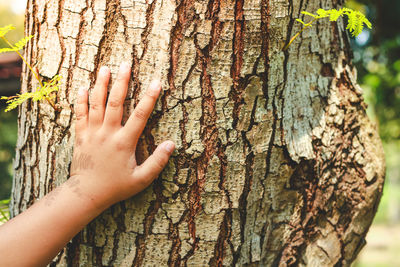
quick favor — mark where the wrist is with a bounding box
[65,175,111,216]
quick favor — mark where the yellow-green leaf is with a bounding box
[0,24,15,37]
[13,35,34,50]
[0,35,34,54]
[1,75,61,112]
[316,9,329,18]
[301,11,317,18]
[327,9,344,21]
[296,18,307,26]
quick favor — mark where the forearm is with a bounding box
[0,177,106,267]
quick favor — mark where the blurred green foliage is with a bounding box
[0,108,17,199]
[0,3,22,200]
[348,0,400,224]
[348,0,400,143]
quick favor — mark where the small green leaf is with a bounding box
[362,16,372,29]
[327,8,344,21]
[301,11,317,18]
[296,18,307,26]
[0,35,34,54]
[13,35,34,50]
[0,24,15,37]
[316,9,329,18]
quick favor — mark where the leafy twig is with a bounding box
[1,75,61,112]
[0,24,60,112]
[283,8,372,51]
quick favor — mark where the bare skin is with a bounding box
[0,62,174,267]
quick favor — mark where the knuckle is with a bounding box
[77,97,87,104]
[133,107,147,121]
[90,102,102,111]
[107,98,122,109]
[114,138,128,151]
[94,131,107,145]
[75,111,86,121]
[145,89,157,100]
[117,75,128,84]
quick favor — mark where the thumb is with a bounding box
[132,141,175,191]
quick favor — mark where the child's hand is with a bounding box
[70,62,174,210]
[0,62,174,267]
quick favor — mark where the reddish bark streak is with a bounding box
[167,0,195,92]
[91,0,121,87]
[185,0,224,256]
[140,0,157,60]
[229,0,246,128]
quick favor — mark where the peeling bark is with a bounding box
[12,0,384,266]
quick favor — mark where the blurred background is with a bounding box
[347,0,400,266]
[0,1,24,223]
[0,0,399,265]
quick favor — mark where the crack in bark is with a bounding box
[140,0,157,60]
[90,0,121,87]
[167,0,196,92]
[54,0,68,101]
[181,1,224,260]
[66,234,82,267]
[129,44,141,106]
[229,0,246,129]
[279,0,294,145]
[209,144,231,266]
[232,138,254,266]
[167,218,183,266]
[131,190,165,266]
[259,0,271,102]
[72,0,89,82]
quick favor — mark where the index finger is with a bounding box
[120,80,161,146]
[74,87,89,136]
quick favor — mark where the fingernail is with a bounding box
[120,62,131,73]
[148,80,161,96]
[78,87,87,96]
[164,141,175,154]
[99,66,109,75]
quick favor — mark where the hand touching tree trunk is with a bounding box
[11,0,384,266]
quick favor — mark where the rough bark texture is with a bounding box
[11,0,385,266]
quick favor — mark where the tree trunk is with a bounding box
[11,0,385,266]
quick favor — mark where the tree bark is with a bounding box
[11,0,385,266]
